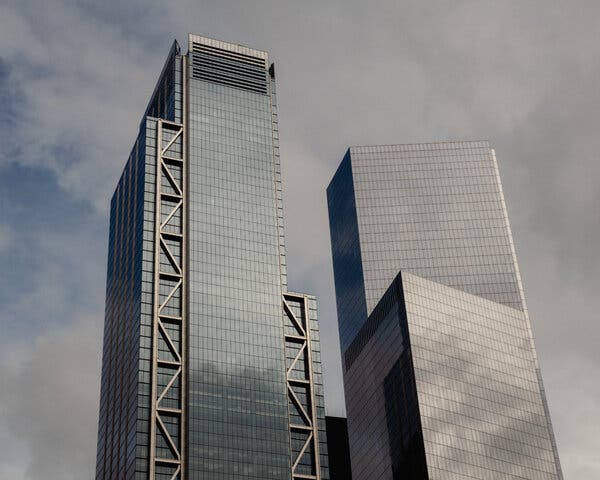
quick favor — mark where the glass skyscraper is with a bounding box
[327,142,563,479]
[96,35,329,480]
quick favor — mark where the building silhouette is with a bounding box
[327,142,563,479]
[95,35,329,480]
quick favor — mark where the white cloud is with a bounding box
[544,353,600,479]
[0,2,168,210]
[0,315,101,480]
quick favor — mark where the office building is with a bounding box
[95,35,329,480]
[327,142,563,479]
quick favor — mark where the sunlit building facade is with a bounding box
[96,34,329,480]
[327,142,563,479]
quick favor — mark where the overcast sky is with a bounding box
[1,1,598,478]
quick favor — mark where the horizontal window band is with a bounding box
[191,69,268,94]
[191,60,267,81]
[192,70,268,91]
[193,68,268,89]
[192,63,267,86]
[191,42,266,67]
[193,77,267,94]
[192,53,267,76]
[192,45,265,68]
[192,57,267,81]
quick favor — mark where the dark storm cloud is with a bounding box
[1,0,598,478]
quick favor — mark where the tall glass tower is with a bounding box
[327,142,563,479]
[95,35,329,480]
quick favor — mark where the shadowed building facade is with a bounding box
[327,142,563,479]
[95,35,329,480]
[325,416,352,480]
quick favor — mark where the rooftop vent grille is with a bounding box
[191,43,268,95]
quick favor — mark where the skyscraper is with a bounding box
[96,35,329,480]
[327,142,563,479]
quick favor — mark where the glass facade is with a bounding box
[326,151,368,353]
[404,273,560,479]
[186,36,290,480]
[328,142,527,352]
[327,142,563,479]
[96,35,329,480]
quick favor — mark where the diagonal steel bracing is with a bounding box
[150,119,186,479]
[283,293,322,480]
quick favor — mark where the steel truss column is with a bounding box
[283,293,321,480]
[150,119,186,480]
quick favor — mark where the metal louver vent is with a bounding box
[191,42,268,94]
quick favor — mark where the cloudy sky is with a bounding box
[1,0,598,478]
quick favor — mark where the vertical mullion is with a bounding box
[180,54,188,480]
[303,295,320,479]
[149,120,163,479]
